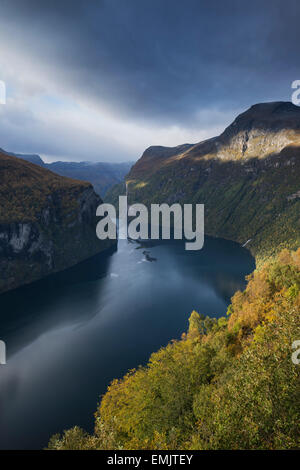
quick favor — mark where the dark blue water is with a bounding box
[0,237,254,449]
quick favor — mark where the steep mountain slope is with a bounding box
[126,102,300,260]
[1,149,133,197]
[0,151,114,293]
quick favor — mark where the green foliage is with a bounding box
[123,145,300,263]
[49,249,300,450]
[47,427,92,450]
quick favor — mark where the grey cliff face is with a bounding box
[0,184,114,294]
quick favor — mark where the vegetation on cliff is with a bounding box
[124,102,300,262]
[0,151,113,293]
[48,248,300,450]
[0,151,91,224]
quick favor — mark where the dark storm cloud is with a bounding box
[1,0,300,126]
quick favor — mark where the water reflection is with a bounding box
[0,236,254,449]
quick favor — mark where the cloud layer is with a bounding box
[0,0,299,161]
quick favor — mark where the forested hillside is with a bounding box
[124,102,300,262]
[0,151,114,293]
[49,248,300,450]
[47,102,300,450]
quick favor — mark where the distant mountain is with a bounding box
[125,102,300,261]
[47,160,133,197]
[0,149,133,197]
[0,151,115,293]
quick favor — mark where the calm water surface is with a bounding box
[0,237,254,449]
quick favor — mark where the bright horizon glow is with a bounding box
[0,1,294,162]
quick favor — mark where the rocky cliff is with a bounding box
[125,102,300,260]
[0,151,114,293]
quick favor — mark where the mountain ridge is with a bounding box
[0,148,133,197]
[124,101,300,261]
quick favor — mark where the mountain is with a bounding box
[125,102,300,261]
[0,148,46,166]
[46,160,133,197]
[0,149,133,197]
[0,151,115,293]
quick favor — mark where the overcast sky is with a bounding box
[0,0,299,162]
